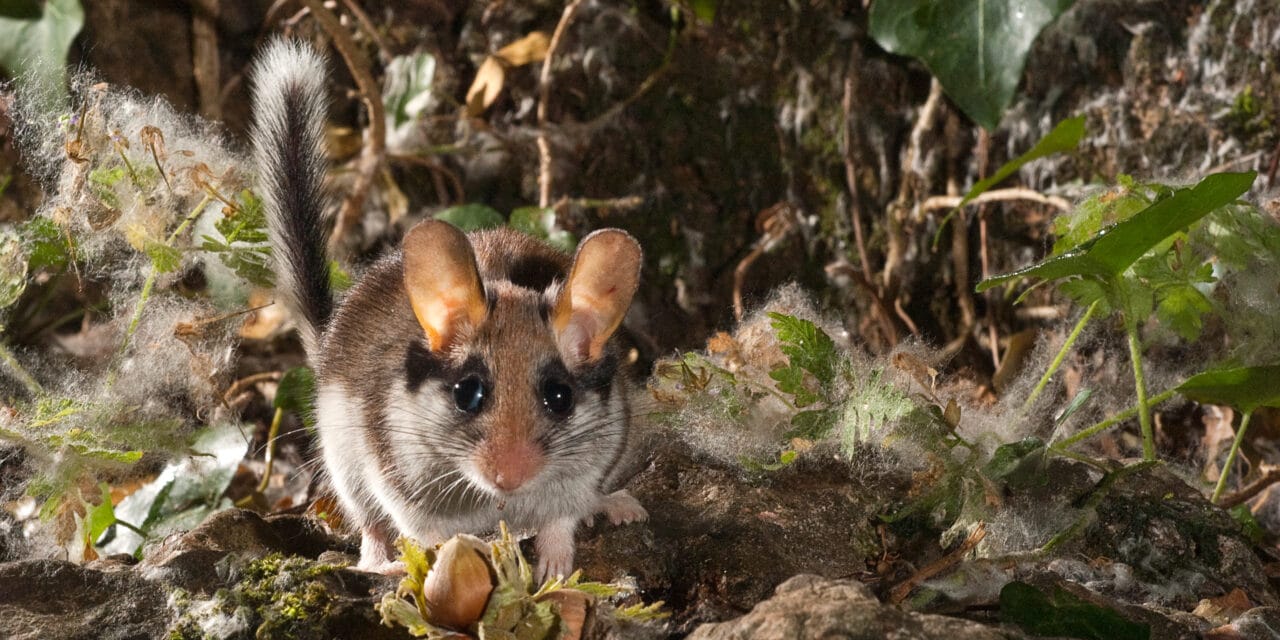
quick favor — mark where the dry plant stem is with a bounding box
[537,0,586,208]
[1051,388,1177,451]
[0,341,43,396]
[565,1,677,139]
[1038,460,1156,555]
[192,0,222,120]
[388,153,464,203]
[257,407,286,495]
[1024,300,1100,409]
[885,78,943,290]
[841,43,872,278]
[553,194,645,211]
[117,195,213,362]
[1127,323,1156,460]
[918,188,1072,213]
[732,245,763,321]
[1212,410,1255,504]
[222,370,283,404]
[1219,465,1280,510]
[299,0,386,252]
[889,522,987,604]
[825,262,901,343]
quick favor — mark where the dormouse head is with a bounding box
[399,220,641,499]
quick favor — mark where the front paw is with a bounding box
[356,559,407,575]
[534,518,577,582]
[597,489,648,526]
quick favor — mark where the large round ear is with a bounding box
[403,220,488,352]
[552,229,642,366]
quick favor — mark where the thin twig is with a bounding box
[340,0,391,64]
[841,42,872,280]
[918,187,1072,213]
[826,261,903,343]
[885,79,944,290]
[0,341,43,397]
[552,194,645,212]
[537,0,586,208]
[223,370,284,404]
[1218,465,1280,509]
[889,522,987,604]
[388,153,464,203]
[299,0,386,253]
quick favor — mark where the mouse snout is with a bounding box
[477,437,545,493]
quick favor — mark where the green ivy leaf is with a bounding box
[0,0,83,107]
[435,204,505,231]
[978,172,1256,292]
[84,482,117,547]
[983,437,1047,490]
[1000,581,1150,640]
[869,0,1075,130]
[1176,365,1280,414]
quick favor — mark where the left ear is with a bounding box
[552,229,641,366]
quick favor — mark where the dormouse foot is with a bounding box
[535,517,577,582]
[597,489,648,526]
[356,522,405,574]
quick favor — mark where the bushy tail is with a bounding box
[251,39,333,355]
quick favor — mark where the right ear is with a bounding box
[403,220,487,352]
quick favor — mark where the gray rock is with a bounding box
[0,559,170,640]
[687,574,1029,640]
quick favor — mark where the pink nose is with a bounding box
[479,439,545,493]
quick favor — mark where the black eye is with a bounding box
[453,376,486,414]
[541,380,574,416]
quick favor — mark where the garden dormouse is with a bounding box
[251,39,647,579]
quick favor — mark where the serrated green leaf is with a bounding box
[869,0,1074,130]
[1053,184,1155,255]
[0,0,83,107]
[1154,284,1213,342]
[768,365,819,407]
[22,216,69,270]
[0,229,28,310]
[1056,278,1107,311]
[787,409,838,440]
[1176,365,1280,413]
[1230,503,1264,545]
[978,172,1256,292]
[87,166,124,209]
[144,240,181,274]
[961,116,1084,207]
[767,312,837,386]
[275,366,316,429]
[999,581,1150,640]
[435,204,505,232]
